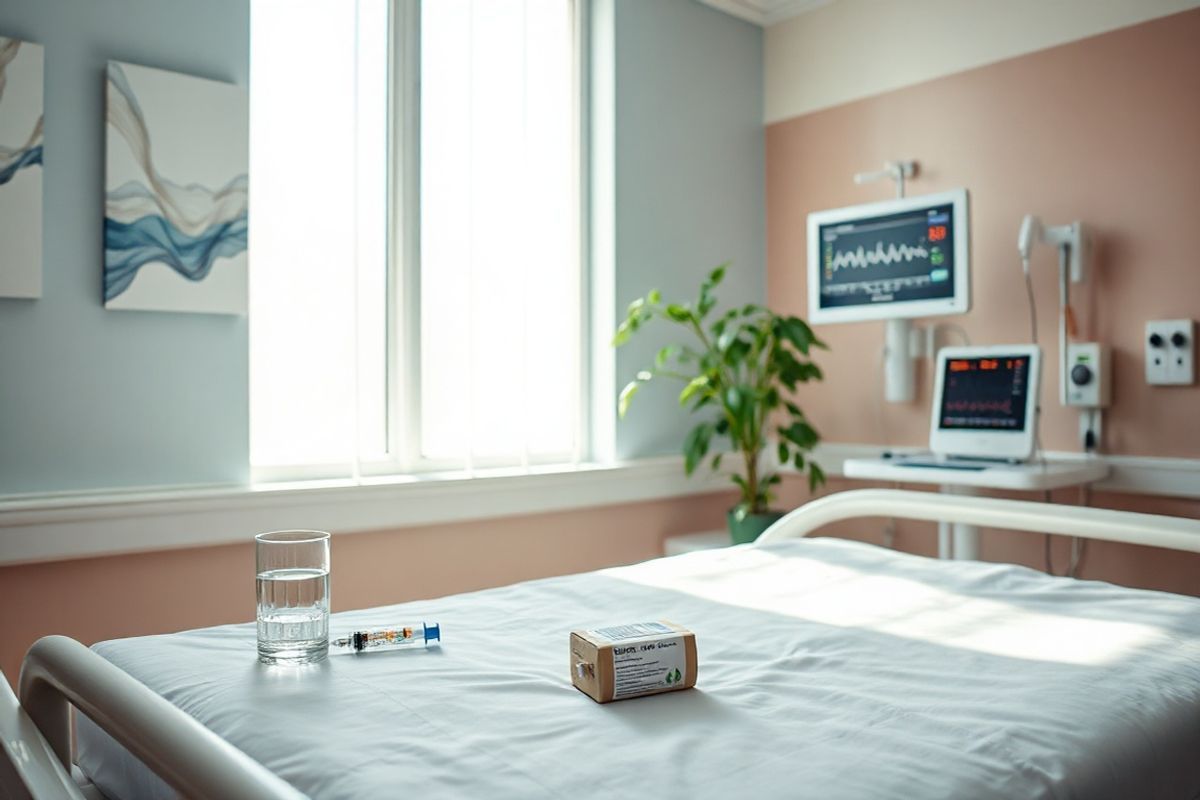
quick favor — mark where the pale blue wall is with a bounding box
[0,0,250,494]
[0,0,760,495]
[612,0,766,460]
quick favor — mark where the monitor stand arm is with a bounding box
[884,318,917,403]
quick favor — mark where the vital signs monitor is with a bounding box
[929,345,1041,462]
[807,189,970,324]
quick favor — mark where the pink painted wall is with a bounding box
[766,11,1200,584]
[0,490,738,688]
[768,9,1200,458]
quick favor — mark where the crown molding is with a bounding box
[697,0,832,27]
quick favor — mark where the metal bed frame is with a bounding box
[3,489,1199,799]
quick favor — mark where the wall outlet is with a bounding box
[1066,342,1110,407]
[1145,320,1195,385]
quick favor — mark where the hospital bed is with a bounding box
[4,488,1200,799]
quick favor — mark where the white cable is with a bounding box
[1022,256,1038,346]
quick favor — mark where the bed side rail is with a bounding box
[0,667,86,800]
[758,488,1200,553]
[18,635,307,800]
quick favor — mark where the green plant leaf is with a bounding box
[730,475,750,504]
[683,423,714,475]
[724,338,751,366]
[654,345,679,368]
[612,320,632,347]
[708,263,728,286]
[780,421,819,449]
[665,304,692,323]
[711,452,723,471]
[777,442,788,466]
[784,400,803,417]
[798,362,824,382]
[647,289,661,305]
[779,316,815,354]
[618,380,641,418]
[724,385,742,414]
[679,375,709,406]
[808,462,826,492]
[792,452,805,471]
[772,347,805,390]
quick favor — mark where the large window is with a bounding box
[250,0,584,479]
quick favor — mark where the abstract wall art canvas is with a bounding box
[104,61,248,314]
[0,36,44,299]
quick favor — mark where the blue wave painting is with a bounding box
[104,211,248,300]
[0,143,41,186]
[0,36,44,299]
[0,38,44,190]
[104,61,248,311]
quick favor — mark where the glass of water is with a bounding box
[256,530,330,665]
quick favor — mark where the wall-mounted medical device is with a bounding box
[853,160,918,198]
[1145,319,1195,385]
[1065,342,1110,407]
[807,188,971,402]
[1016,214,1092,406]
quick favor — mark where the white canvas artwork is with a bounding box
[0,36,44,299]
[104,61,248,314]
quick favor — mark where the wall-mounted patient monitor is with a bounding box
[807,188,971,402]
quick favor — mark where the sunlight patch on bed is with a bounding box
[608,547,1172,666]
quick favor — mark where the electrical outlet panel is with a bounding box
[1066,342,1110,407]
[1145,320,1195,386]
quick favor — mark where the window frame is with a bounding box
[351,0,590,479]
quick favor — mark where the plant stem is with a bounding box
[744,448,759,513]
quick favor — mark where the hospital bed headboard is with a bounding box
[758,488,1200,554]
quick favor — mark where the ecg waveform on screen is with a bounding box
[943,399,1013,415]
[827,242,930,272]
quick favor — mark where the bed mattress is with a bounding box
[77,537,1200,799]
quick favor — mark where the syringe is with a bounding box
[331,622,441,653]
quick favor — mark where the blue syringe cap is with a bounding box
[424,622,441,642]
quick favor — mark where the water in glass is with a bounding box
[256,567,329,665]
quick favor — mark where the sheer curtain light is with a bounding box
[420,0,581,469]
[250,0,584,480]
[250,0,389,475]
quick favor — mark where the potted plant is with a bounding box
[613,264,827,544]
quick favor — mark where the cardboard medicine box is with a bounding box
[570,621,697,703]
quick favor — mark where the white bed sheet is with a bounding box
[77,538,1200,799]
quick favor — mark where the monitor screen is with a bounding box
[938,355,1031,431]
[817,203,957,311]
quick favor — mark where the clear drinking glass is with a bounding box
[255,530,330,665]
